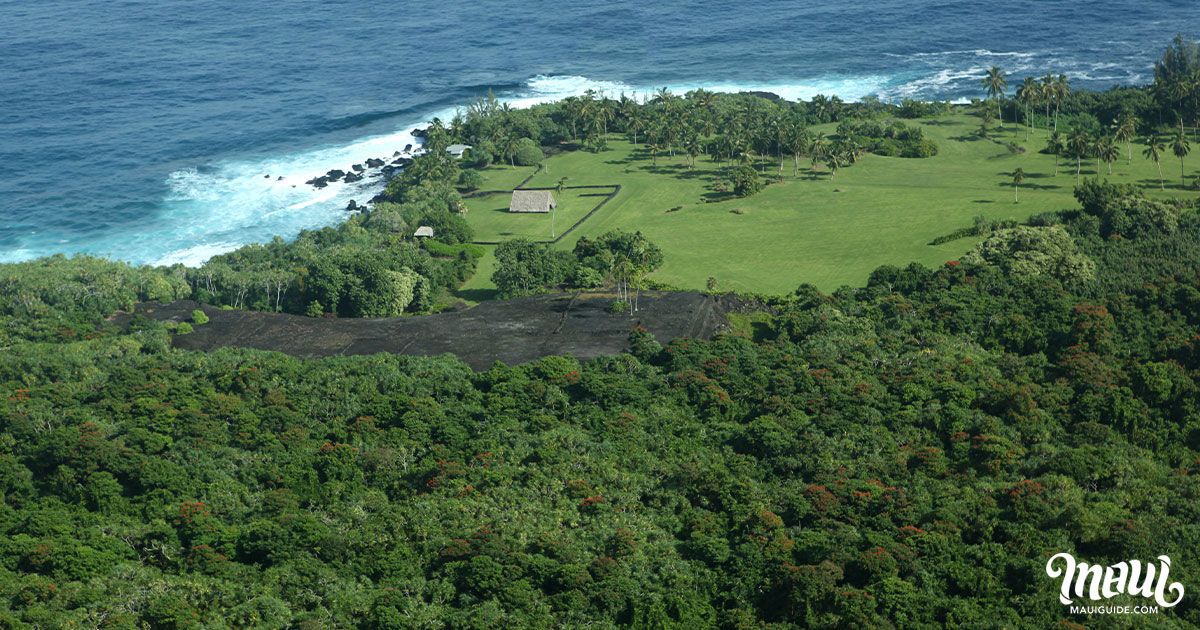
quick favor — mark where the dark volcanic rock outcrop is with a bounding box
[118,291,745,370]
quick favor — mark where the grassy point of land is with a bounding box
[458,109,1199,295]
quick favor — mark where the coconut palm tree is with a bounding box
[1017,76,1038,140]
[1052,74,1070,134]
[1143,137,1166,190]
[626,111,646,145]
[982,66,1008,129]
[1097,136,1120,176]
[809,134,828,174]
[825,150,842,180]
[1172,131,1191,187]
[1115,112,1137,164]
[1012,167,1025,202]
[1040,74,1055,137]
[1067,128,1091,183]
[646,143,660,167]
[1047,130,1063,176]
[503,135,521,168]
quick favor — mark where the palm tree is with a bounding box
[1067,128,1090,184]
[1040,74,1055,137]
[684,136,701,170]
[1115,112,1137,164]
[646,143,660,167]
[825,151,842,180]
[1047,130,1063,176]
[503,135,521,168]
[1172,131,1191,187]
[1052,74,1070,134]
[1017,76,1038,140]
[1012,167,1025,202]
[809,134,828,174]
[1143,137,1166,190]
[1097,136,1120,176]
[982,66,1008,129]
[626,111,646,145]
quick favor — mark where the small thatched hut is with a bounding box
[508,190,556,213]
[414,226,435,238]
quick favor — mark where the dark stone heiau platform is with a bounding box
[121,291,746,370]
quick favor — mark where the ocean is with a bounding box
[1,0,1194,266]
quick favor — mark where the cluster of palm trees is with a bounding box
[1036,121,1189,189]
[982,66,1072,137]
[987,65,1194,190]
[559,88,866,181]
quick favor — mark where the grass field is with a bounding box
[456,109,1200,299]
[462,187,614,242]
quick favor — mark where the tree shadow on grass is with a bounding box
[993,181,1061,191]
[454,288,498,302]
[949,134,985,142]
[700,191,738,203]
[973,199,996,203]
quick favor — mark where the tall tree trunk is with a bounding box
[1075,155,1080,183]
[1014,182,1018,202]
[1157,159,1164,190]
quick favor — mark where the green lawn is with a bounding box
[462,187,613,242]
[457,110,1200,296]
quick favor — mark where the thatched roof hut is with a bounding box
[414,226,435,238]
[509,190,556,213]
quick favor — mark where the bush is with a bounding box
[175,322,194,335]
[607,299,630,314]
[191,309,209,325]
[572,266,603,289]
[458,169,485,190]
[514,139,545,166]
[466,142,495,168]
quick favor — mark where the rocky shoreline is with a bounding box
[293,128,429,212]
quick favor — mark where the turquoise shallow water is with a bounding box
[0,0,1193,265]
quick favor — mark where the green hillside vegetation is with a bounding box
[5,35,1200,629]
[3,183,1200,628]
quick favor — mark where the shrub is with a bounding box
[191,309,209,325]
[175,322,194,335]
[606,299,630,314]
[514,139,545,166]
[572,267,603,289]
[458,169,485,190]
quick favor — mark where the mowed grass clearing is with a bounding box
[462,187,613,242]
[457,109,1200,298]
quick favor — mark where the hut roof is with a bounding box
[508,190,557,213]
[414,226,435,238]
[446,144,472,158]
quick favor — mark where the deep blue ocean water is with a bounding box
[1,0,1195,265]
